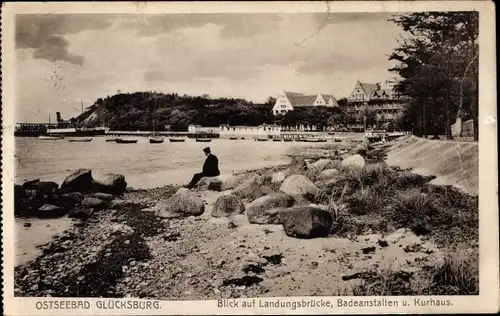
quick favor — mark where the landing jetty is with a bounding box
[14,136,478,298]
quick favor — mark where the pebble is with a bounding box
[24,223,32,228]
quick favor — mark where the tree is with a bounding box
[389,12,478,140]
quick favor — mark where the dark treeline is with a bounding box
[390,12,478,140]
[74,93,353,131]
[74,92,276,131]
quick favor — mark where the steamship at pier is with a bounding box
[15,112,109,137]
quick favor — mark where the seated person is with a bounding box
[185,147,220,188]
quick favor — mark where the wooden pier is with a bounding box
[105,131,220,138]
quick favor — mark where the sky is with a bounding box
[15,12,404,122]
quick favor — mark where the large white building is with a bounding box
[272,90,338,115]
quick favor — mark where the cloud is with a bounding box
[116,14,282,39]
[15,14,115,65]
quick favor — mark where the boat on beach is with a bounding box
[196,138,212,142]
[116,139,138,144]
[229,136,238,140]
[256,137,268,142]
[169,138,186,142]
[68,138,92,142]
[105,138,119,142]
[39,135,64,140]
[149,137,164,144]
[273,138,282,142]
[283,138,293,142]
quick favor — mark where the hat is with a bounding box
[203,147,211,154]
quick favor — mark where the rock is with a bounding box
[309,159,334,172]
[288,157,308,174]
[280,175,319,196]
[233,176,263,200]
[271,172,286,183]
[92,173,127,194]
[93,192,114,201]
[60,192,84,208]
[111,223,135,235]
[211,195,245,218]
[110,199,138,209]
[68,207,93,219]
[280,206,333,239]
[24,222,32,228]
[195,177,222,191]
[318,169,339,180]
[341,154,366,168]
[22,179,40,189]
[229,214,249,227]
[260,186,276,195]
[246,193,295,224]
[354,144,368,155]
[220,174,246,191]
[81,197,108,210]
[156,191,204,218]
[38,204,66,218]
[61,169,93,192]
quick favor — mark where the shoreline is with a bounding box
[14,137,479,297]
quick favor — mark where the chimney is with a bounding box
[56,112,62,122]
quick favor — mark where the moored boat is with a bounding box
[283,138,293,142]
[229,136,238,140]
[169,138,186,142]
[256,137,268,142]
[68,138,92,142]
[196,138,212,142]
[39,135,64,140]
[116,138,138,144]
[105,138,119,142]
[149,137,164,144]
[273,138,282,142]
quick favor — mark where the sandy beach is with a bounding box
[14,137,479,297]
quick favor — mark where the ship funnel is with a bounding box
[56,112,62,122]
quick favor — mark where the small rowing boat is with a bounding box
[116,139,138,144]
[105,138,119,142]
[68,138,92,142]
[229,137,238,140]
[196,138,212,142]
[283,139,293,142]
[272,138,282,142]
[149,137,164,144]
[256,138,268,142]
[169,138,186,142]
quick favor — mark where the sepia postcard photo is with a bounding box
[1,1,498,315]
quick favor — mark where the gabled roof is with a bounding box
[358,82,379,98]
[284,91,317,107]
[321,94,337,102]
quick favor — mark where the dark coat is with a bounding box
[202,154,220,176]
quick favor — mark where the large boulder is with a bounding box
[309,159,334,172]
[280,206,333,239]
[92,173,127,194]
[220,174,246,191]
[233,175,264,201]
[211,195,245,218]
[61,169,93,192]
[341,154,366,168]
[195,177,222,191]
[22,180,59,193]
[318,168,340,180]
[60,192,84,208]
[280,175,319,197]
[246,193,295,224]
[81,197,108,210]
[38,204,66,218]
[156,191,204,218]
